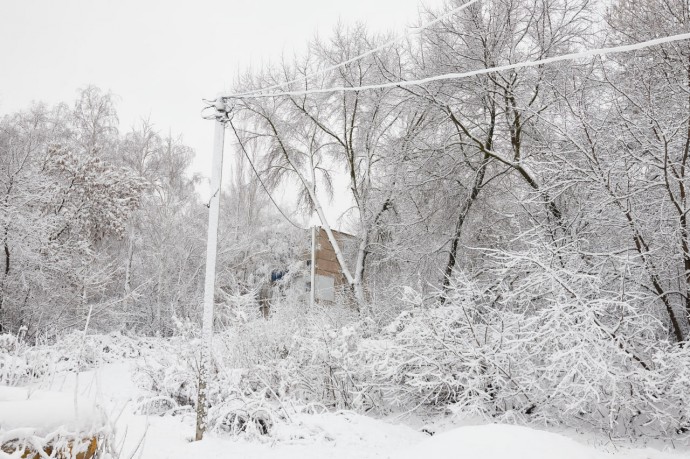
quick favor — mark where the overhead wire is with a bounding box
[203,1,487,231]
[223,31,690,100]
[226,117,306,230]
[229,0,483,99]
[207,4,690,232]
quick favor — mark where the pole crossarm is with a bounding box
[202,97,233,122]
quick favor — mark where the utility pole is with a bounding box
[195,98,227,441]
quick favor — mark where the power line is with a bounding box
[226,118,306,230]
[230,0,483,99]
[224,31,690,100]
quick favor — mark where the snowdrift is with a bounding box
[0,386,105,459]
[398,424,607,459]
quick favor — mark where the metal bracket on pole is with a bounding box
[202,97,233,122]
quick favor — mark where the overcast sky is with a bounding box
[0,0,446,230]
[0,0,441,176]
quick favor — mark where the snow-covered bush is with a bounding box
[0,331,145,387]
[280,322,377,411]
[358,246,690,440]
[133,299,367,437]
[0,331,58,386]
[213,296,365,410]
[125,239,690,441]
[0,332,31,386]
[133,316,291,438]
[134,337,198,416]
[237,298,379,411]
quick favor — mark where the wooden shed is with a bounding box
[310,226,356,303]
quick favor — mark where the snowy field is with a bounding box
[3,353,687,459]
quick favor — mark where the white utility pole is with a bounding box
[195,99,227,442]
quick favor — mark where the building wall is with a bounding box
[312,227,356,301]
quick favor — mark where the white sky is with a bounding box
[0,0,441,227]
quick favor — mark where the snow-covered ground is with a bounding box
[6,360,684,459]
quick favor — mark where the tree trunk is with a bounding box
[3,240,8,276]
[352,228,369,313]
[441,154,489,300]
[0,231,8,333]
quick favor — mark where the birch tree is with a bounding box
[231,25,410,311]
